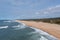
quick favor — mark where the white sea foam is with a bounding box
[12,25,25,29]
[12,23,26,30]
[29,27,57,40]
[3,21,11,22]
[39,36,48,40]
[0,26,8,29]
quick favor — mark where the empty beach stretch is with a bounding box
[17,20,60,40]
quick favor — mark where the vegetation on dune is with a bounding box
[18,17,60,24]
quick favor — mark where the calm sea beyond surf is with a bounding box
[0,20,57,40]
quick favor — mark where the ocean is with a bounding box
[0,20,57,40]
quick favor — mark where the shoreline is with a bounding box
[16,20,60,40]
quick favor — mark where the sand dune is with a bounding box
[16,20,60,40]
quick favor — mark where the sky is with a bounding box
[0,0,60,19]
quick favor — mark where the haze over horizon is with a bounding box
[0,0,60,19]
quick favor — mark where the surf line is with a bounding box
[0,26,8,29]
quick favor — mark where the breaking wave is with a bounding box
[28,27,57,40]
[0,26,8,29]
[12,25,26,30]
[3,21,12,22]
[0,20,57,40]
[0,20,26,30]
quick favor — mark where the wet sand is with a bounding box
[16,20,60,40]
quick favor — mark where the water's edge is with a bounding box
[17,21,58,40]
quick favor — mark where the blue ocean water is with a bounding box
[0,20,57,40]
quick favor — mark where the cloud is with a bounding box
[35,12,40,15]
[43,11,49,14]
[47,5,60,12]
[37,5,60,15]
[55,5,60,8]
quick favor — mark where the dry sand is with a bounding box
[16,20,60,40]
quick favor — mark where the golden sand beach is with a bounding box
[16,20,60,40]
